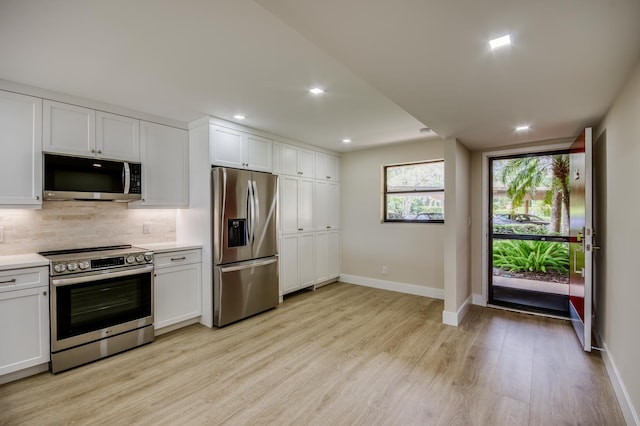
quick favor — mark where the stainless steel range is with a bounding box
[40,245,155,373]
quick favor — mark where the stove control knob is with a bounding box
[78,261,90,270]
[144,254,153,262]
[67,263,78,271]
[136,254,145,263]
[53,263,66,273]
[126,256,136,264]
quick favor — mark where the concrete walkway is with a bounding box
[493,275,569,295]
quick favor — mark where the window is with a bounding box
[383,160,445,223]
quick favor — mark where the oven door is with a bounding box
[51,265,153,352]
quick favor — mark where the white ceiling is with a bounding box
[1,1,639,152]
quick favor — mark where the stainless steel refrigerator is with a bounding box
[212,167,279,326]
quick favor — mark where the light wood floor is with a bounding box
[0,282,625,425]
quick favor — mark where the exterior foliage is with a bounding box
[493,240,569,274]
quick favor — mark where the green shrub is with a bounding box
[493,240,569,274]
[493,224,550,235]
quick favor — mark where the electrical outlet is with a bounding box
[382,265,388,275]
[0,226,4,243]
[143,222,151,234]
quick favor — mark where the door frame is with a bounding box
[480,140,573,306]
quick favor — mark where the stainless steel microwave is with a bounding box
[43,153,142,201]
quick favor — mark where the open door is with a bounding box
[569,128,593,351]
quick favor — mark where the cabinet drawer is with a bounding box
[154,250,201,268]
[0,267,48,293]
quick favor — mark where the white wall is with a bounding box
[594,59,640,425]
[443,139,471,324]
[340,139,445,297]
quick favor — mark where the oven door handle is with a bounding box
[51,265,154,287]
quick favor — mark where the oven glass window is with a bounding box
[55,273,152,340]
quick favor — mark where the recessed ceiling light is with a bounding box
[516,125,530,132]
[309,87,325,95]
[233,114,246,120]
[419,127,431,133]
[490,34,511,50]
[342,138,352,144]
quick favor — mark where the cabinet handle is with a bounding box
[42,291,47,296]
[97,150,102,154]
[35,195,40,200]
[298,228,303,231]
[171,256,187,262]
[326,176,331,179]
[0,278,16,284]
[91,149,95,153]
[326,226,331,229]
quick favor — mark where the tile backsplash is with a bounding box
[0,201,176,255]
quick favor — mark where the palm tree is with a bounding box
[500,154,569,233]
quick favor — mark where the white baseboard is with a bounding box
[594,332,639,426]
[339,274,444,300]
[472,293,486,306]
[442,295,472,327]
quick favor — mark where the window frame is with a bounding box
[382,159,445,224]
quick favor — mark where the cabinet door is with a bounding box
[43,100,95,156]
[139,121,189,207]
[0,91,42,206]
[316,152,340,181]
[314,180,328,231]
[154,263,202,329]
[0,287,49,376]
[298,148,315,177]
[326,182,340,230]
[298,178,315,231]
[315,232,329,283]
[280,144,299,176]
[210,126,244,168]
[280,175,299,234]
[299,233,316,287]
[326,230,340,279]
[246,133,272,172]
[326,155,340,181]
[96,111,140,161]
[280,234,300,294]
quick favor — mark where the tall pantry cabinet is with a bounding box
[274,142,340,296]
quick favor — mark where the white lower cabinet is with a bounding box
[153,249,202,334]
[280,233,315,295]
[315,231,340,284]
[0,267,49,378]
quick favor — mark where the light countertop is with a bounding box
[0,253,49,271]
[138,242,202,254]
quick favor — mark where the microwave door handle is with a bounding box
[123,162,131,194]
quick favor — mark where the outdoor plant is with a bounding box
[493,224,551,235]
[492,240,569,274]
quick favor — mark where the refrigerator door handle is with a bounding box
[217,169,228,265]
[220,257,278,273]
[246,180,253,245]
[251,179,260,246]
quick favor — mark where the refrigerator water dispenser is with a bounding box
[228,219,247,247]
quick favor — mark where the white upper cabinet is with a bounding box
[280,175,314,234]
[210,125,272,172]
[315,152,340,181]
[43,100,140,162]
[43,100,95,157]
[314,181,340,231]
[137,121,189,208]
[280,144,314,177]
[0,91,42,206]
[96,111,140,161]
